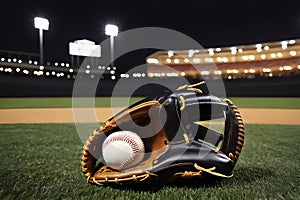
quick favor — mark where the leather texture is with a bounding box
[81,83,245,186]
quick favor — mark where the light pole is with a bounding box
[105,24,118,67]
[34,17,49,66]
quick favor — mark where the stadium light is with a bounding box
[34,17,49,65]
[105,24,118,69]
[105,24,118,36]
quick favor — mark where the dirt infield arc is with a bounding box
[0,108,300,125]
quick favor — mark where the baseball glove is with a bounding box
[81,82,245,186]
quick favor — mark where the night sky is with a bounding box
[0,0,299,68]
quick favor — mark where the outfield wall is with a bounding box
[1,74,300,97]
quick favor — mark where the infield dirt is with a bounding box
[0,108,299,125]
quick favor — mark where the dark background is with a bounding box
[0,0,300,97]
[0,0,299,66]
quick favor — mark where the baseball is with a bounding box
[102,131,145,170]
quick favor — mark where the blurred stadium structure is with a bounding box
[0,38,299,97]
[146,39,300,79]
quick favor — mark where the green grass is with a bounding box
[230,97,300,109]
[0,97,300,109]
[0,97,73,108]
[0,97,143,109]
[0,124,299,199]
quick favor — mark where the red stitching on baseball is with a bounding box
[102,132,143,169]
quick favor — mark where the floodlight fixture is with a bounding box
[105,24,118,36]
[105,24,118,70]
[34,17,49,30]
[34,17,49,65]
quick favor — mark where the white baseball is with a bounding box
[102,131,145,170]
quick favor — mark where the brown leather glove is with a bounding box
[81,82,245,186]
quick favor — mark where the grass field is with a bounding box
[0,97,300,109]
[0,97,143,109]
[0,97,299,199]
[0,123,299,199]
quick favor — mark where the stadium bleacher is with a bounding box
[146,39,300,80]
[0,38,299,97]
